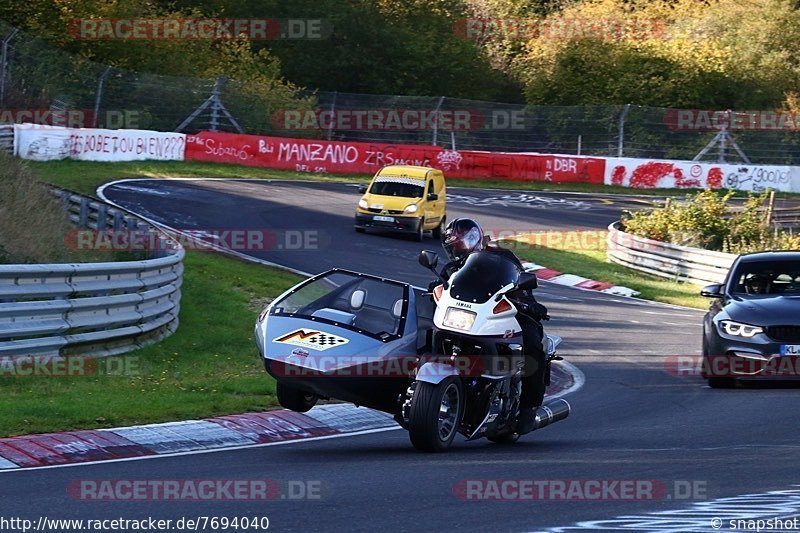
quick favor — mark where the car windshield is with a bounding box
[270,271,408,337]
[369,177,424,198]
[730,260,800,296]
[449,251,521,304]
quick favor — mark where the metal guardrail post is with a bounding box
[617,104,630,157]
[432,96,445,146]
[0,29,18,107]
[92,66,112,128]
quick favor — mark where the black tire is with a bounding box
[276,382,318,412]
[432,217,445,240]
[408,377,464,452]
[708,377,736,389]
[355,227,365,233]
[415,222,425,242]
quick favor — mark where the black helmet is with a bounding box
[442,218,484,262]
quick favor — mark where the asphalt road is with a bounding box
[1,178,797,532]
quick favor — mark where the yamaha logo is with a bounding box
[454,301,472,309]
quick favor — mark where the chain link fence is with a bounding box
[3,20,800,164]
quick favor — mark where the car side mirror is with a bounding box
[418,250,439,270]
[518,272,538,291]
[358,184,368,194]
[427,193,438,201]
[700,283,724,298]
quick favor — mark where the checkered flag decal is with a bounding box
[274,329,350,352]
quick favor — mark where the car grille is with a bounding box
[367,208,404,215]
[765,326,800,343]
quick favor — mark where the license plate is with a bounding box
[373,215,394,223]
[780,344,800,355]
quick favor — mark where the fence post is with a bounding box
[432,96,445,146]
[717,122,728,163]
[617,104,630,157]
[577,134,582,155]
[0,29,19,107]
[92,66,112,128]
[765,189,775,226]
[326,91,337,141]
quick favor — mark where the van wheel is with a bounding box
[355,227,365,233]
[432,217,445,240]
[415,223,424,242]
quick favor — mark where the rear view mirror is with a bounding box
[700,283,724,298]
[518,272,538,291]
[427,193,438,201]
[418,250,439,270]
[358,184,368,194]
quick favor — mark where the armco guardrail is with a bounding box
[607,222,736,286]
[0,189,184,357]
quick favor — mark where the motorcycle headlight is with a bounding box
[358,198,368,209]
[404,204,419,214]
[719,320,763,338]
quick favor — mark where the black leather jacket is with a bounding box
[434,246,549,321]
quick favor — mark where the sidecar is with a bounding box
[254,269,434,414]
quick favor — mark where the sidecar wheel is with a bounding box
[276,382,318,412]
[408,377,463,452]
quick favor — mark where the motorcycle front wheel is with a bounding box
[407,377,464,452]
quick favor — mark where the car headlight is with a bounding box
[404,203,419,214]
[719,320,763,338]
[358,198,368,209]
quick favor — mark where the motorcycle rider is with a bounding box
[433,218,549,435]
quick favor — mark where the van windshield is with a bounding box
[369,177,424,198]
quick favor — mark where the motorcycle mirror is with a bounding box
[418,250,439,270]
[518,272,538,291]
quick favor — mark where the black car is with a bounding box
[701,251,800,388]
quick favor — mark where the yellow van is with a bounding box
[355,165,446,241]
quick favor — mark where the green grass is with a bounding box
[505,232,709,309]
[30,158,795,199]
[0,252,301,437]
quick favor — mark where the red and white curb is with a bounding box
[0,362,582,471]
[521,262,640,297]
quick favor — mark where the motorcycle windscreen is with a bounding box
[449,251,520,304]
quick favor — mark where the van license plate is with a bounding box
[374,216,394,223]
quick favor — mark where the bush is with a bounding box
[622,189,798,253]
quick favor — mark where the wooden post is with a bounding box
[765,189,775,226]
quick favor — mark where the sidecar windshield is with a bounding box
[269,270,408,339]
[449,251,520,304]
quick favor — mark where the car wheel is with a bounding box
[708,377,736,389]
[355,227,365,233]
[415,222,424,242]
[432,217,445,240]
[276,382,318,412]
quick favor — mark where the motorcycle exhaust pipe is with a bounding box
[531,399,571,431]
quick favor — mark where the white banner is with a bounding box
[14,124,185,162]
[605,157,800,193]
